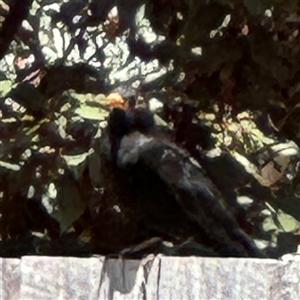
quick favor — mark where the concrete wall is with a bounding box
[1,255,299,299]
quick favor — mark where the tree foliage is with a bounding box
[0,0,299,257]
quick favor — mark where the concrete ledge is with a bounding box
[1,255,299,299]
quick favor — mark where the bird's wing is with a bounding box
[118,132,263,257]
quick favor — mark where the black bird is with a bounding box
[94,105,264,257]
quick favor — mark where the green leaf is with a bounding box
[0,80,13,96]
[42,179,86,233]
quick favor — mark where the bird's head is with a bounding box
[105,92,155,163]
[106,91,155,135]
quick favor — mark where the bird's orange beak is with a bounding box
[107,92,127,109]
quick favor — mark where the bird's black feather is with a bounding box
[95,107,264,257]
